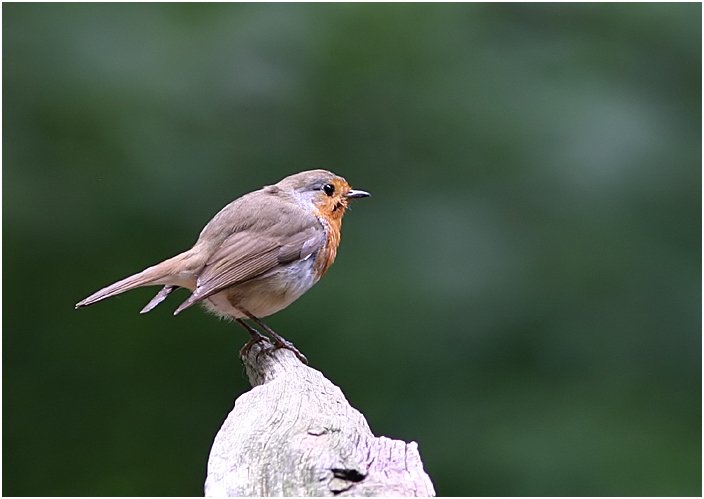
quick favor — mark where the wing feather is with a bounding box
[173,224,324,314]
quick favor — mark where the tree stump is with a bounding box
[205,343,436,497]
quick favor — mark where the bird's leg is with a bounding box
[235,318,273,359]
[239,309,308,364]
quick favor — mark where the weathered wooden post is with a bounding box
[205,343,435,496]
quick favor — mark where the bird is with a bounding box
[75,169,370,363]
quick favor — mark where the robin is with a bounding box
[75,169,370,363]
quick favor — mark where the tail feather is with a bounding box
[75,250,200,311]
[75,265,166,309]
[140,285,175,314]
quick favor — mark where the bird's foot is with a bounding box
[270,338,308,364]
[240,335,273,359]
[236,313,308,364]
[238,323,273,359]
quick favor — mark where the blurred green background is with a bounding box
[3,3,701,496]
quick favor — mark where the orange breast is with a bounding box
[314,211,343,278]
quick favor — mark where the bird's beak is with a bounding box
[345,189,371,199]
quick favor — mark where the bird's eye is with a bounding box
[322,183,335,196]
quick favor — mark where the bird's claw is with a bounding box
[240,334,272,359]
[271,339,308,364]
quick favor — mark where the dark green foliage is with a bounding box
[3,3,700,496]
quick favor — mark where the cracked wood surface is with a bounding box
[205,343,435,497]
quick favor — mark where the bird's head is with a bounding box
[273,169,370,220]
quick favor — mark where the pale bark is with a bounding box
[205,343,435,497]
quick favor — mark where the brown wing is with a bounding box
[173,224,324,314]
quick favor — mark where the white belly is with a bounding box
[202,257,319,320]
